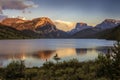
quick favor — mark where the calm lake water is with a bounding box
[0,39,114,67]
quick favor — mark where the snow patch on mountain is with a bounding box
[95,19,120,30]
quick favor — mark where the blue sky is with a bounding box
[1,0,120,25]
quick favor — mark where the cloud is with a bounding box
[54,20,76,31]
[0,0,37,14]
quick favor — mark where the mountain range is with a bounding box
[0,17,120,40]
[72,19,120,39]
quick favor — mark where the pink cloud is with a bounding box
[0,0,37,14]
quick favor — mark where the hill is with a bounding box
[98,25,120,40]
[0,24,41,39]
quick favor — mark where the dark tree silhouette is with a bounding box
[96,41,120,80]
[4,60,25,80]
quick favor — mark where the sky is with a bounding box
[0,0,120,26]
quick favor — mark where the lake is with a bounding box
[0,39,114,67]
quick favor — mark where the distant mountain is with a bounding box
[97,25,120,40]
[95,19,120,30]
[72,28,99,38]
[72,19,120,40]
[0,17,120,39]
[1,17,68,38]
[27,17,69,38]
[69,23,93,35]
[107,25,120,40]
[1,17,55,31]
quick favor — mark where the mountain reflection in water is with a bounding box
[0,39,114,67]
[32,50,55,60]
[0,47,110,67]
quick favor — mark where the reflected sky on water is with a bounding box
[0,39,114,67]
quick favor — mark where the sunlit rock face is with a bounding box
[1,17,69,38]
[34,17,57,33]
[1,17,55,31]
[2,18,26,26]
[95,19,120,30]
[33,17,55,28]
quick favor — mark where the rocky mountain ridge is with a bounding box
[0,17,120,39]
[0,17,69,38]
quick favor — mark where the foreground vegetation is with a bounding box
[0,41,120,80]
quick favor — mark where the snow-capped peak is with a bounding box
[95,19,120,30]
[104,19,120,24]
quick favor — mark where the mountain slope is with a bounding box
[0,24,33,39]
[69,23,93,35]
[1,18,26,29]
[1,17,55,31]
[72,19,120,39]
[97,25,120,40]
[72,24,120,40]
[1,17,69,38]
[72,28,99,38]
[95,19,120,30]
[0,18,120,39]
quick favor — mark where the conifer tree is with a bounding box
[96,41,120,80]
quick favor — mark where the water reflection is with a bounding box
[76,48,87,55]
[0,39,114,67]
[0,47,111,67]
[55,48,76,58]
[32,50,55,60]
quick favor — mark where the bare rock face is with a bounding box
[69,22,92,35]
[1,17,56,30]
[1,17,68,38]
[1,18,27,30]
